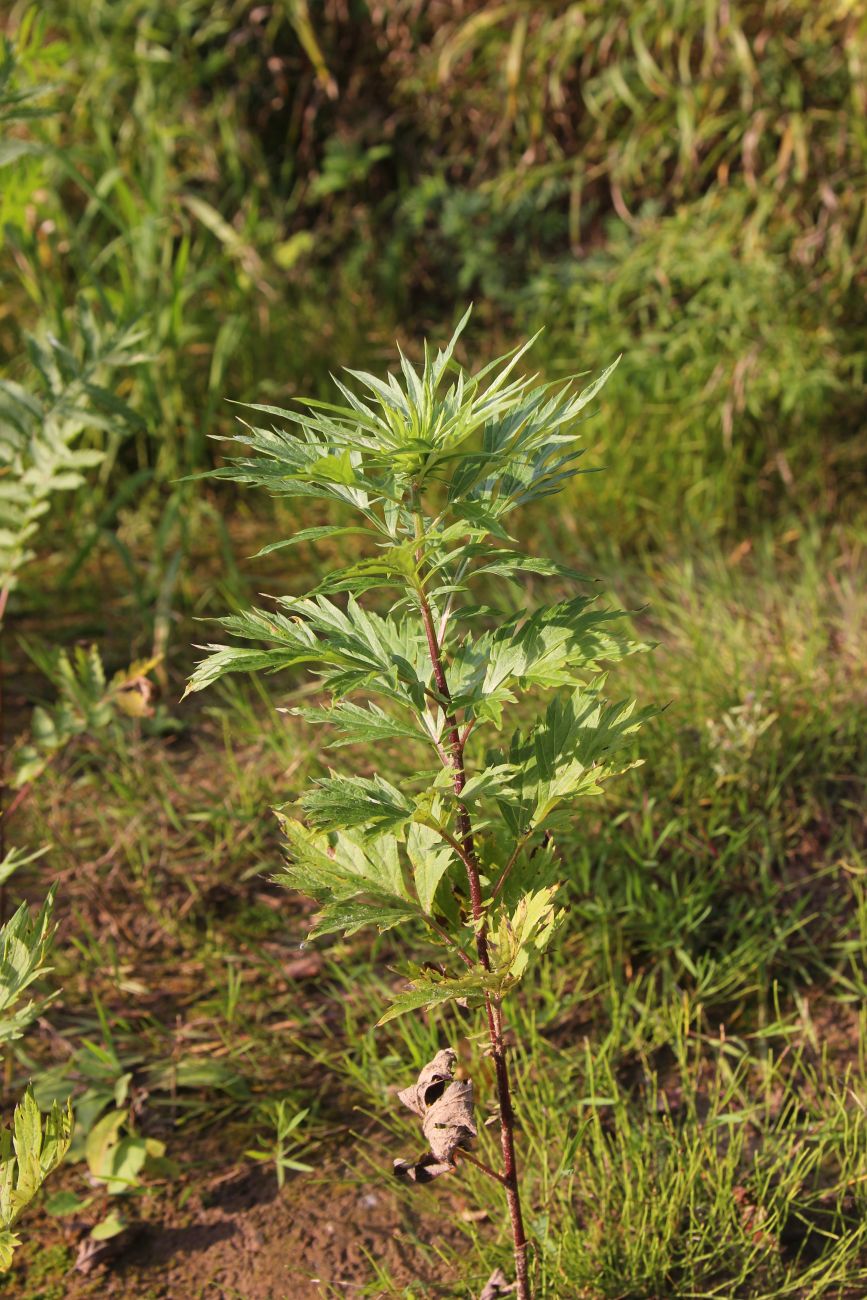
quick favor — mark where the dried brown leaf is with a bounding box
[394,1047,477,1183]
[74,1224,138,1274]
[393,1152,455,1183]
[479,1266,516,1298]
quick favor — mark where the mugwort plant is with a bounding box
[186,310,649,1296]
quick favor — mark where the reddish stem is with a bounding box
[458,1148,510,1187]
[4,783,30,822]
[414,547,531,1300]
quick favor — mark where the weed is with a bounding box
[185,311,651,1296]
[245,1100,312,1189]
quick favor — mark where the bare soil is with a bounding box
[17,1157,466,1299]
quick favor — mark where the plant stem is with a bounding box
[458,1148,509,1186]
[425,914,476,970]
[413,527,531,1299]
[491,831,533,902]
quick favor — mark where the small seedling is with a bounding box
[186,310,649,1296]
[245,1100,312,1188]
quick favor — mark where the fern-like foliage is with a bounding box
[0,302,146,596]
[187,309,653,1023]
[0,882,73,1269]
[0,18,55,194]
[0,1088,73,1270]
[0,885,56,1046]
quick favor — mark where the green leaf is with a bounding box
[490,687,651,837]
[186,595,429,710]
[311,541,418,596]
[0,307,146,594]
[90,1209,127,1241]
[184,314,620,534]
[309,898,418,939]
[406,815,455,913]
[457,764,516,805]
[302,448,358,485]
[290,700,426,748]
[0,1089,73,1239]
[489,885,565,985]
[84,1109,126,1181]
[275,817,428,939]
[0,890,57,1045]
[252,525,378,556]
[448,597,646,724]
[0,846,47,888]
[276,817,411,905]
[0,1228,20,1270]
[84,1108,151,1195]
[376,973,486,1026]
[466,549,593,584]
[44,1189,91,1217]
[301,773,416,838]
[102,1137,149,1195]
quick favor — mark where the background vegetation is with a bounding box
[1,2,865,1296]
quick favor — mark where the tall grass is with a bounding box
[2,0,863,563]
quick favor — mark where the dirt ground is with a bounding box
[22,1157,466,1299]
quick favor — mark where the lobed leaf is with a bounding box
[376,973,486,1026]
[406,813,456,914]
[308,899,419,939]
[489,687,652,837]
[290,699,426,747]
[0,1088,73,1245]
[0,306,146,594]
[186,595,430,711]
[0,890,57,1044]
[447,596,648,725]
[488,885,565,986]
[301,772,417,838]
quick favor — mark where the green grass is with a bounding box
[3,1,865,564]
[328,969,867,1297]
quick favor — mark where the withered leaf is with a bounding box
[393,1152,454,1184]
[114,674,155,718]
[394,1047,477,1183]
[74,1223,138,1274]
[479,1267,517,1298]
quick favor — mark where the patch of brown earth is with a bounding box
[27,1161,465,1299]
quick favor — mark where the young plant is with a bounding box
[0,874,73,1269]
[10,643,159,793]
[244,1100,312,1189]
[185,310,649,1296]
[0,301,146,606]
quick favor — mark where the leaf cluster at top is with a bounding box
[186,312,650,1016]
[187,309,628,710]
[206,306,615,521]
